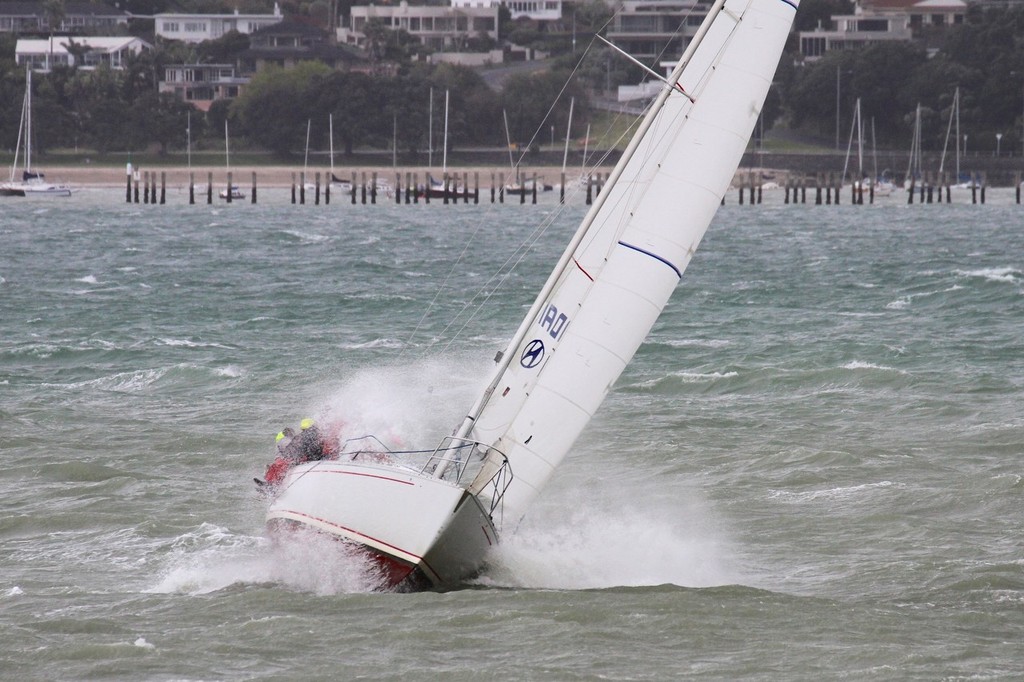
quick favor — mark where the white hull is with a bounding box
[0,180,71,197]
[265,460,497,588]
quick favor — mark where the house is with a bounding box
[0,2,129,35]
[341,2,500,52]
[239,19,369,74]
[604,0,711,62]
[451,0,562,22]
[15,36,151,71]
[154,4,284,44]
[799,0,967,60]
[159,64,248,112]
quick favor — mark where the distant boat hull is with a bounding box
[265,459,497,590]
[0,181,71,198]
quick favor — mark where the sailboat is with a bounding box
[219,121,245,200]
[938,87,974,189]
[264,0,798,590]
[420,89,460,199]
[0,67,71,198]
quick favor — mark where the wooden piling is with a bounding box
[371,172,378,204]
[160,171,166,205]
[189,172,195,205]
[315,172,321,205]
[125,166,132,203]
[207,172,213,204]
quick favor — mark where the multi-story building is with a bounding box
[239,19,369,74]
[341,1,500,52]
[799,0,967,60]
[604,0,711,62]
[15,36,151,71]
[0,2,129,35]
[154,4,284,44]
[451,0,563,22]
[159,64,248,112]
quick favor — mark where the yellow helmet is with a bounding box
[275,431,286,442]
[300,418,315,430]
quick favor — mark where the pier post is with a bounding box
[226,172,233,204]
[315,172,321,205]
[252,172,257,204]
[207,172,213,204]
[160,171,166,205]
[371,172,378,204]
[499,173,505,203]
[189,172,195,205]
[125,164,132,203]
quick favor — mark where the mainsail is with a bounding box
[457,0,799,525]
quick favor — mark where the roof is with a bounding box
[0,2,129,17]
[862,0,965,10]
[16,36,150,54]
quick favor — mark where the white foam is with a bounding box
[147,524,385,595]
[77,275,99,284]
[955,267,1021,284]
[133,637,155,649]
[768,480,904,503]
[841,360,906,374]
[480,486,741,590]
[312,353,490,453]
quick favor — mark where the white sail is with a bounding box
[462,0,799,524]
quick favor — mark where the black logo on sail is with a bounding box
[520,339,545,368]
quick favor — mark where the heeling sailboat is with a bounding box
[265,0,798,590]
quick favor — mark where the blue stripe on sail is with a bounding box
[777,0,799,10]
[617,241,682,279]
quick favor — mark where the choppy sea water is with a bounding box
[1,186,1022,680]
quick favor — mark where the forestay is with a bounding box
[458,0,799,525]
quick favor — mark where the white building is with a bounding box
[342,2,500,52]
[155,4,284,44]
[451,0,563,22]
[799,0,967,60]
[15,36,152,71]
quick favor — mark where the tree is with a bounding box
[232,62,332,156]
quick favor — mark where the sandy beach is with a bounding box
[37,164,602,189]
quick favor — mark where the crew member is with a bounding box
[297,417,325,461]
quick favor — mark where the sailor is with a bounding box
[275,427,296,457]
[297,417,325,461]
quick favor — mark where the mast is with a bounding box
[329,113,335,177]
[444,0,736,470]
[561,97,574,175]
[428,88,433,169]
[503,109,515,177]
[25,66,32,176]
[187,112,192,175]
[442,89,449,174]
[303,119,311,177]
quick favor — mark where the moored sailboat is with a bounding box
[0,67,71,198]
[264,0,799,590]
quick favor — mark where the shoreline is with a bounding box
[29,165,614,189]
